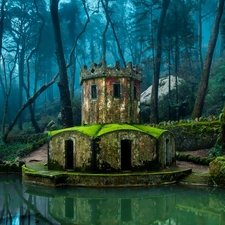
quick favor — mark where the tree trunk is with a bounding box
[2,72,59,142]
[18,49,25,130]
[69,53,76,99]
[28,104,41,133]
[192,0,225,119]
[1,93,8,135]
[50,0,74,128]
[0,0,5,55]
[168,45,171,120]
[220,16,225,57]
[150,0,171,124]
[198,0,203,72]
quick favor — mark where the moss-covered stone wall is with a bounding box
[155,121,220,151]
[82,77,140,125]
[158,131,176,167]
[169,126,218,151]
[96,131,157,171]
[48,131,92,171]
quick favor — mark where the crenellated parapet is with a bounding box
[80,60,142,85]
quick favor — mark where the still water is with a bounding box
[0,174,225,225]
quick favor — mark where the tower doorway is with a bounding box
[65,140,74,170]
[121,140,132,171]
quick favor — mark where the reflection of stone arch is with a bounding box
[65,139,74,170]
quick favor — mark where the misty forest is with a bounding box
[0,0,225,144]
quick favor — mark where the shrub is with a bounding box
[176,153,213,165]
[209,145,223,157]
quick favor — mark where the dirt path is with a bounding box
[20,145,210,174]
[21,144,48,165]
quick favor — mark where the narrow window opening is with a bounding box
[91,85,97,99]
[113,83,120,98]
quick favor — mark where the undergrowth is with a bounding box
[176,153,214,166]
[0,134,48,162]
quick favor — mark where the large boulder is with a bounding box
[141,75,185,105]
[209,157,225,177]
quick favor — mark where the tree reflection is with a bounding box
[0,175,58,225]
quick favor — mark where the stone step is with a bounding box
[179,173,209,185]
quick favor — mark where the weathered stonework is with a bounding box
[96,131,157,171]
[80,61,142,124]
[48,131,92,171]
[36,61,178,187]
[48,124,176,172]
[158,132,176,167]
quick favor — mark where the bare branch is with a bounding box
[66,0,90,68]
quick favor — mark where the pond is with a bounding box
[0,174,225,225]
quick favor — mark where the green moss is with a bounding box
[172,121,220,135]
[24,164,189,177]
[48,124,102,137]
[177,153,213,165]
[215,156,225,162]
[96,123,141,137]
[209,157,225,177]
[48,160,64,170]
[48,123,168,140]
[134,124,167,139]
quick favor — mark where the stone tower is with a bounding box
[80,61,142,125]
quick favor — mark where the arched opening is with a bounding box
[65,139,74,170]
[166,139,170,166]
[121,140,132,171]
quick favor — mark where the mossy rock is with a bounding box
[209,157,225,177]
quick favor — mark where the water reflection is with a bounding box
[1,175,225,225]
[0,175,59,225]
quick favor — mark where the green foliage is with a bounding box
[209,156,225,177]
[204,61,225,116]
[0,162,24,173]
[0,142,28,162]
[71,97,82,126]
[176,153,213,165]
[209,145,223,157]
[0,135,48,162]
[158,82,193,122]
